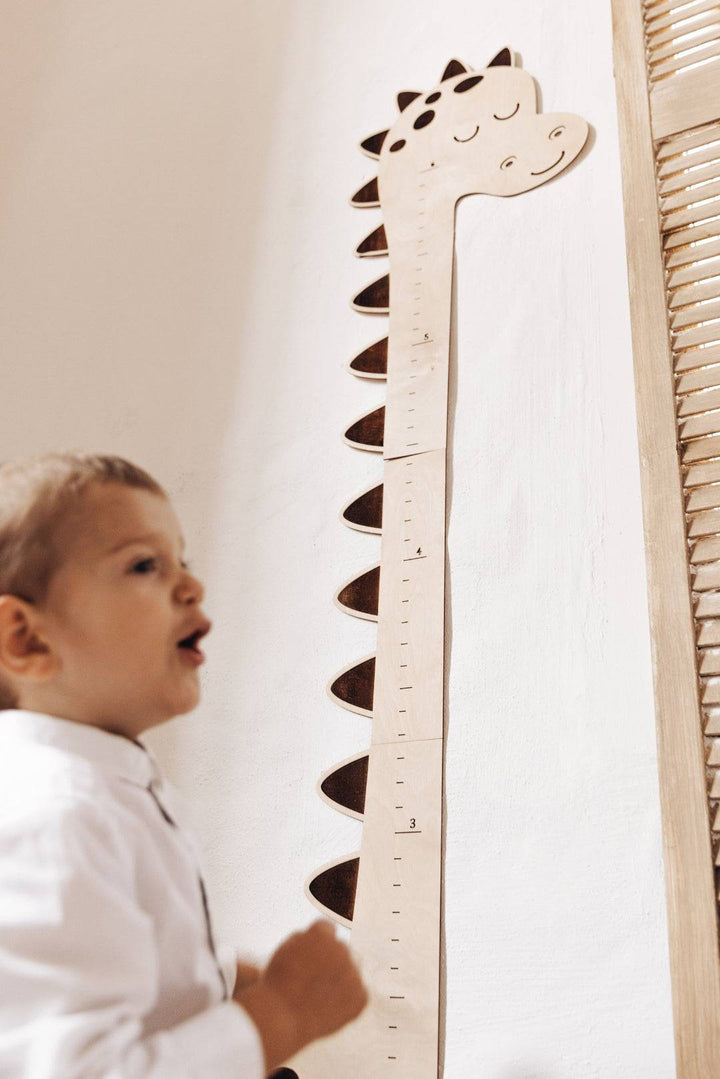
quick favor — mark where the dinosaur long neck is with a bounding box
[384,190,456,461]
[341,189,456,1076]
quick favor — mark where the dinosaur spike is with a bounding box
[329,656,375,715]
[307,856,359,926]
[442,58,469,81]
[350,177,380,207]
[344,406,385,452]
[335,564,380,621]
[360,130,389,159]
[320,753,369,818]
[398,90,422,112]
[356,223,388,258]
[353,274,390,313]
[348,337,388,379]
[488,46,514,67]
[341,483,383,533]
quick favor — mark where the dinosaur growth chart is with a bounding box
[286,48,588,1079]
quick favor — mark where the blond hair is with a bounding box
[0,452,166,709]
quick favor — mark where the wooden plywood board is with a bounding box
[288,49,589,1079]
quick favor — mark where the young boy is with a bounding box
[0,451,367,1077]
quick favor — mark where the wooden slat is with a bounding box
[693,562,720,590]
[662,158,720,197]
[701,619,720,645]
[658,120,720,161]
[672,299,720,330]
[685,457,720,484]
[682,431,720,461]
[695,589,720,616]
[685,480,720,507]
[674,320,720,350]
[677,361,720,391]
[690,533,720,560]
[648,9,720,51]
[679,385,720,416]
[667,235,720,267]
[651,58,720,140]
[652,25,720,66]
[647,0,720,31]
[646,0,699,17]
[671,278,720,309]
[663,194,720,232]
[652,40,720,82]
[700,646,720,672]
[662,179,720,214]
[665,218,720,252]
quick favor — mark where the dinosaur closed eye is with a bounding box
[493,102,520,120]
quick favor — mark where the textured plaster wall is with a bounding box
[0,1,677,1075]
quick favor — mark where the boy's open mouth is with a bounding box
[176,620,211,655]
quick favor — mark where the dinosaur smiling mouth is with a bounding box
[453,125,480,143]
[530,150,565,175]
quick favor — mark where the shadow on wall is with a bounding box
[0,0,289,561]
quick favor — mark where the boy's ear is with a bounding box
[0,595,55,681]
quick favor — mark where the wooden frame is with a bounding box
[611,1,720,1073]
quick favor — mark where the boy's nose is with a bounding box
[176,569,204,603]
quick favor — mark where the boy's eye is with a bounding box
[132,558,157,573]
[131,557,191,573]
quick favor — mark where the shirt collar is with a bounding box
[0,709,161,788]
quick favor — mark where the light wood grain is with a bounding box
[300,49,589,1079]
[612,1,720,1074]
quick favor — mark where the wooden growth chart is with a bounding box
[285,48,589,1079]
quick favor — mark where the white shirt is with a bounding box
[0,709,265,1079]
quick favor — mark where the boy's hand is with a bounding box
[234,960,261,994]
[235,919,368,1072]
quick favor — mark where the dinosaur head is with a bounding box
[365,49,588,202]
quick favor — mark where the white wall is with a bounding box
[0,2,677,1075]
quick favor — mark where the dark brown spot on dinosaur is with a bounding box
[414,110,435,130]
[345,406,385,450]
[442,58,468,81]
[349,337,388,377]
[390,139,406,153]
[337,565,380,619]
[331,657,375,714]
[321,755,369,816]
[356,223,388,257]
[360,130,388,157]
[342,484,383,532]
[455,75,484,93]
[353,274,390,312]
[308,858,359,923]
[351,176,379,206]
[488,47,513,67]
[426,91,441,103]
[397,90,422,112]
